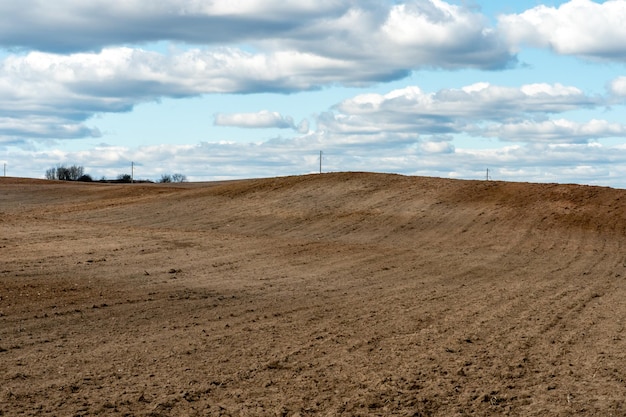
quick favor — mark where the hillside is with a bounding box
[1,172,625,416]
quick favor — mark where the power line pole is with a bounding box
[3,163,5,177]
[486,168,490,181]
[131,161,134,183]
[319,151,323,174]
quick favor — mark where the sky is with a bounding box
[3,0,626,187]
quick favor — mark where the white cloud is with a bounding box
[420,140,455,154]
[0,45,496,112]
[214,110,309,133]
[0,116,101,141]
[0,1,514,71]
[214,111,292,129]
[338,83,597,117]
[296,119,310,135]
[0,0,349,52]
[0,47,351,142]
[610,76,626,97]
[376,1,508,69]
[305,82,626,157]
[330,83,605,140]
[477,119,626,143]
[281,0,512,71]
[499,0,626,60]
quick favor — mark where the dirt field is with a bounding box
[1,172,625,416]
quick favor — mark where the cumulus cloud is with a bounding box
[476,119,626,143]
[0,0,348,53]
[0,47,350,142]
[610,76,626,97]
[2,47,372,98]
[0,116,101,141]
[0,38,508,144]
[280,0,513,71]
[338,82,599,117]
[420,139,455,154]
[214,110,309,133]
[0,0,514,70]
[0,0,522,144]
[499,0,626,60]
[327,83,605,141]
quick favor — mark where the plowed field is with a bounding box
[1,172,625,416]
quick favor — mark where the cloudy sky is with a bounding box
[3,0,626,187]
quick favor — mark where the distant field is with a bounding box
[1,172,625,416]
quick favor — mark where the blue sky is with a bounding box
[3,0,626,187]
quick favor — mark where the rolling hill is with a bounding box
[1,172,625,416]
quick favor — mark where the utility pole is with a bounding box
[131,161,134,183]
[486,168,490,181]
[319,151,323,174]
[3,163,5,177]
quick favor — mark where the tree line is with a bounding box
[45,165,92,181]
[45,165,186,183]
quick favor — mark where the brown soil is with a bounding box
[1,172,625,416]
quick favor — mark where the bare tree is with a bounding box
[159,173,187,183]
[172,173,187,183]
[67,165,84,180]
[45,164,85,181]
[45,167,57,180]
